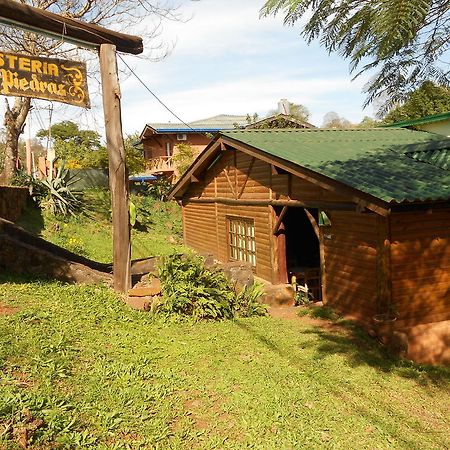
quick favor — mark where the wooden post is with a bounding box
[274,207,288,284]
[25,139,32,175]
[99,44,131,293]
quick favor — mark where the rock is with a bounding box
[260,284,295,307]
[131,257,158,275]
[217,261,254,291]
[199,253,215,269]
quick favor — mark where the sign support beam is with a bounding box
[0,0,143,54]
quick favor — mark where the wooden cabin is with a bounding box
[169,128,450,365]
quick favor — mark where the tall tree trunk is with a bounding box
[1,97,31,185]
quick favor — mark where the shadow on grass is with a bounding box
[0,271,56,285]
[15,203,45,235]
[236,309,450,387]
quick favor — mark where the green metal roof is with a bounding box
[221,128,450,203]
[382,111,450,128]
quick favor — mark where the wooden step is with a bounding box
[126,296,153,311]
[128,280,161,297]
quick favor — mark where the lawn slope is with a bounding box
[0,277,449,449]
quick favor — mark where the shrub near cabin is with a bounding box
[0,51,90,108]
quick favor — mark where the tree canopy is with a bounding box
[37,122,146,174]
[261,1,450,114]
[267,101,311,121]
[321,111,352,129]
[383,81,450,124]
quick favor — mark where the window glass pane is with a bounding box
[227,217,256,267]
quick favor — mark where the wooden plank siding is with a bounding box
[178,143,450,365]
[323,211,378,323]
[390,210,450,326]
[183,202,218,257]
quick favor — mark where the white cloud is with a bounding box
[120,71,370,132]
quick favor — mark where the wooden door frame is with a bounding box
[272,206,326,302]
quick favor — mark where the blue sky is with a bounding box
[2,0,375,139]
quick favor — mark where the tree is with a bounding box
[172,143,195,176]
[354,116,380,128]
[123,133,146,175]
[0,0,182,184]
[37,121,103,168]
[322,112,352,129]
[261,1,449,115]
[383,81,450,124]
[36,122,145,174]
[267,101,311,121]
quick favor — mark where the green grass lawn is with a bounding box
[15,190,187,263]
[0,276,449,449]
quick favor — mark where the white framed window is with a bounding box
[177,133,187,141]
[228,217,256,267]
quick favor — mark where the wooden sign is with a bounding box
[0,51,90,108]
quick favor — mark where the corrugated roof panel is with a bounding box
[221,128,450,203]
[406,148,450,171]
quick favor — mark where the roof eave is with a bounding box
[382,111,450,129]
[170,133,392,217]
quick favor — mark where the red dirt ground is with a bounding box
[0,303,19,316]
[268,306,347,333]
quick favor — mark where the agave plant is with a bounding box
[39,162,83,216]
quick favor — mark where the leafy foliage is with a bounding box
[383,81,450,123]
[234,282,268,317]
[129,194,182,237]
[122,133,147,175]
[158,254,235,320]
[37,123,146,175]
[38,164,83,217]
[158,254,266,320]
[261,0,449,112]
[37,121,103,169]
[144,177,173,201]
[267,101,311,121]
[173,143,195,175]
[10,169,48,200]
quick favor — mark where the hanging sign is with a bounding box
[0,51,90,108]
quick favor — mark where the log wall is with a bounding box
[390,210,450,326]
[323,211,378,323]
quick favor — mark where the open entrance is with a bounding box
[275,207,322,300]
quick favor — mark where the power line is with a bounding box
[117,53,200,134]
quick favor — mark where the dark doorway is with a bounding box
[276,207,321,300]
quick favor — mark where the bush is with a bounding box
[157,254,267,320]
[10,169,47,199]
[158,254,235,320]
[36,164,83,217]
[234,282,268,317]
